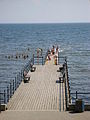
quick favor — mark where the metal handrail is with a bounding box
[63,57,71,110]
[33,54,44,65]
[71,91,90,103]
[71,92,90,95]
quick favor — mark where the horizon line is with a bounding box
[0,22,90,24]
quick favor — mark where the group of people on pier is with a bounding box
[46,45,59,65]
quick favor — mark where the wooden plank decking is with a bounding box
[1,53,90,120]
[7,64,62,111]
[6,53,65,111]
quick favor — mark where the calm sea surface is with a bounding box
[0,23,90,101]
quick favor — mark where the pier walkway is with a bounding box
[7,53,65,111]
[7,65,61,111]
[0,53,90,120]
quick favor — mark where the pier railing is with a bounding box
[71,91,90,104]
[22,58,33,73]
[44,49,49,64]
[58,56,90,111]
[32,49,49,65]
[58,55,71,111]
[63,57,90,109]
[0,72,23,105]
[33,54,44,65]
[63,57,71,110]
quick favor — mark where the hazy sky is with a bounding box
[0,0,90,23]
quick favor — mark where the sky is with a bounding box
[0,0,90,23]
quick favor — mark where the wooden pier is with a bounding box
[0,49,90,120]
[7,52,65,111]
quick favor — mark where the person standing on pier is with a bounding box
[51,45,55,55]
[56,46,58,53]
